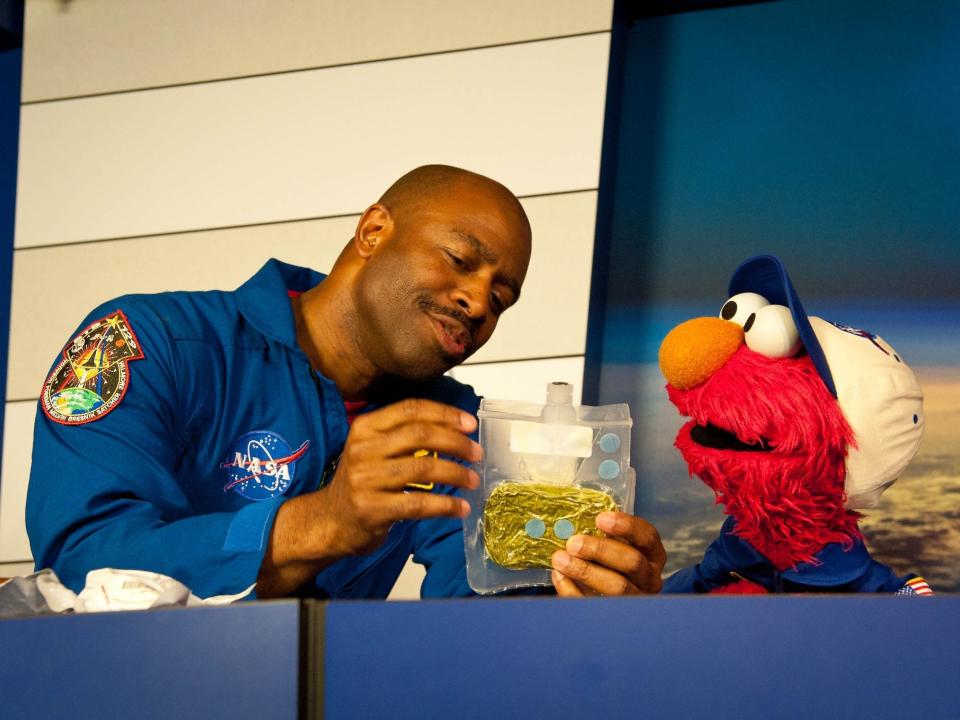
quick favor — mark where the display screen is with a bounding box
[589,0,960,589]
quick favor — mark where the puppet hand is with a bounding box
[550,512,666,596]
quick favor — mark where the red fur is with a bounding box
[668,345,861,570]
[709,579,768,594]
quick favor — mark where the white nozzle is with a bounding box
[546,381,573,405]
[542,381,575,424]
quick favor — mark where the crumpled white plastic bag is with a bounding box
[75,568,254,612]
[0,568,253,617]
[0,568,78,618]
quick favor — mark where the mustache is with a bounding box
[416,295,479,337]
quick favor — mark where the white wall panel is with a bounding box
[0,561,35,578]
[450,356,585,404]
[0,401,38,563]
[23,0,612,102]
[466,191,596,367]
[8,192,595,401]
[16,34,609,248]
[387,560,426,601]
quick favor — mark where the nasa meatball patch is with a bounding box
[42,310,145,425]
[221,431,310,501]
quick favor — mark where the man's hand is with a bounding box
[257,399,481,597]
[318,399,481,556]
[550,511,666,596]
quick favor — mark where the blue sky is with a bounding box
[601,0,960,307]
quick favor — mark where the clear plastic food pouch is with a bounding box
[463,382,634,594]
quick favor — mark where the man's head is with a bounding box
[335,165,532,381]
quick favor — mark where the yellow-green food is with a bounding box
[483,482,617,569]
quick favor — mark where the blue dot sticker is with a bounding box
[599,432,621,453]
[553,518,575,540]
[525,518,546,539]
[598,459,620,480]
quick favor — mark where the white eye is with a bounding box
[743,304,801,358]
[720,293,769,327]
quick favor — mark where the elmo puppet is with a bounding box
[659,255,931,595]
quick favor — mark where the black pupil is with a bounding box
[721,301,737,320]
[743,313,756,333]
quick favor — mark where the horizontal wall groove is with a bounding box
[14,188,598,252]
[21,30,610,106]
[8,355,587,404]
[14,212,362,252]
[461,353,585,368]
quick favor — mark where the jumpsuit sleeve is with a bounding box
[25,301,281,597]
[408,380,480,598]
[412,512,476,598]
[661,565,713,593]
[661,537,739,594]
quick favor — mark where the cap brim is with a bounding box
[729,255,837,397]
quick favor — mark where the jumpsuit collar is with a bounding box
[235,258,326,351]
[715,516,875,586]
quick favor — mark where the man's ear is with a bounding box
[354,204,393,259]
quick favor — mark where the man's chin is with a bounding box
[385,326,478,381]
[388,352,461,383]
[433,351,472,378]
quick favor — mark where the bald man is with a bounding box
[27,165,665,600]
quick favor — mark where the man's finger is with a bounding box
[375,455,479,491]
[374,423,483,463]
[551,569,585,597]
[567,535,662,593]
[596,512,667,570]
[565,534,646,578]
[355,398,477,434]
[389,490,471,521]
[551,550,640,596]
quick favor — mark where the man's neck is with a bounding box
[291,282,381,401]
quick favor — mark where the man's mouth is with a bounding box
[689,422,772,453]
[429,314,471,358]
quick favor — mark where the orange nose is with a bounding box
[658,317,744,390]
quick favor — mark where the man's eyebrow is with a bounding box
[452,229,497,264]
[450,229,521,300]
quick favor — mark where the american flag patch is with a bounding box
[896,577,934,596]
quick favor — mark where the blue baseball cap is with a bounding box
[728,254,838,398]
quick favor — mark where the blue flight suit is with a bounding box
[663,517,926,594]
[26,259,477,599]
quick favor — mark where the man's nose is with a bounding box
[453,282,489,322]
[658,317,743,390]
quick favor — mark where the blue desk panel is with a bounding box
[323,596,959,720]
[0,600,300,720]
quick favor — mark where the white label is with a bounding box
[509,420,593,458]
